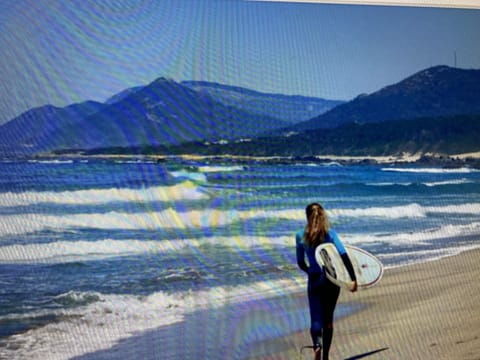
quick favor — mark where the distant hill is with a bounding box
[0,101,105,156]
[0,78,290,155]
[68,77,290,146]
[182,81,343,124]
[294,66,480,130]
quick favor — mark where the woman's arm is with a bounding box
[330,230,357,291]
[296,232,309,273]
[340,253,357,282]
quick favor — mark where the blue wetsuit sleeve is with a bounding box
[295,231,309,274]
[329,229,347,255]
[330,230,357,281]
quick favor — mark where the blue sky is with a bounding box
[0,0,479,124]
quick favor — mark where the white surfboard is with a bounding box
[315,243,383,290]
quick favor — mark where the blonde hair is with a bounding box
[304,202,330,247]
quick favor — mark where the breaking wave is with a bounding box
[0,278,301,360]
[0,181,209,207]
[1,203,479,237]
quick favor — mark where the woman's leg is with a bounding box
[307,275,324,350]
[308,286,323,360]
[321,282,340,360]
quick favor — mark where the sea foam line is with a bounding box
[423,179,474,186]
[198,165,244,173]
[334,202,480,219]
[382,167,479,174]
[367,178,474,187]
[0,235,293,264]
[28,159,74,164]
[381,244,480,269]
[0,278,302,360]
[1,203,479,236]
[2,220,480,264]
[332,203,428,219]
[0,208,304,236]
[170,170,208,182]
[0,181,208,207]
[343,222,480,246]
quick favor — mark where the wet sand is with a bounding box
[246,249,480,360]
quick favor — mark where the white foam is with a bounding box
[343,222,480,246]
[197,165,244,173]
[0,181,208,207]
[366,182,413,186]
[0,239,164,263]
[295,162,343,167]
[2,218,480,264]
[0,235,293,264]
[423,179,474,187]
[0,278,303,360]
[382,244,480,269]
[170,170,207,182]
[331,203,428,219]
[382,167,479,174]
[0,291,184,360]
[335,202,480,219]
[425,202,480,215]
[2,203,479,237]
[0,208,304,236]
[364,179,473,187]
[28,160,74,164]
[321,162,343,167]
[295,163,319,167]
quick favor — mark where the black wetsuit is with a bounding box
[296,229,356,357]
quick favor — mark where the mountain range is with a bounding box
[0,65,479,156]
[293,65,480,131]
[181,81,344,124]
[0,78,338,156]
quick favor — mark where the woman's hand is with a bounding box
[350,280,358,292]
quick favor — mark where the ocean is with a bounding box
[0,158,479,359]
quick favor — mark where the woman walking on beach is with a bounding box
[296,203,357,360]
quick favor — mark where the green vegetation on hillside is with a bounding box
[57,114,480,158]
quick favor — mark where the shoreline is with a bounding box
[18,151,480,168]
[70,247,480,360]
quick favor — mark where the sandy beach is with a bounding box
[247,248,480,360]
[70,248,480,360]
